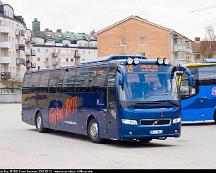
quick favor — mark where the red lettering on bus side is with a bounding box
[65,96,79,116]
[49,109,57,125]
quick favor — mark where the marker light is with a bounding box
[163,58,170,65]
[127,58,134,65]
[133,58,140,65]
[157,58,163,65]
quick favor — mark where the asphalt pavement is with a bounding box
[0,104,216,169]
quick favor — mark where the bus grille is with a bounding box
[140,119,171,126]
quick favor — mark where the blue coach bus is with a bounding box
[22,55,191,143]
[181,63,216,123]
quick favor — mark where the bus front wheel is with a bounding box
[35,113,46,133]
[87,119,103,144]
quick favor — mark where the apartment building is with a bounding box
[97,15,194,65]
[192,37,216,63]
[31,19,97,70]
[0,1,31,86]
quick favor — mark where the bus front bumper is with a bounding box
[119,124,181,141]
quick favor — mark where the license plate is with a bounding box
[150,130,163,135]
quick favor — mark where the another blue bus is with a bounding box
[22,55,190,143]
[181,63,216,123]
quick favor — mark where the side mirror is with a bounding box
[118,75,124,86]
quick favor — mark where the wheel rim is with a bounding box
[90,123,98,138]
[36,116,42,129]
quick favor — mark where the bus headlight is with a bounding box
[163,58,170,65]
[173,118,181,124]
[122,119,138,125]
[127,58,134,65]
[157,58,163,65]
[133,58,140,65]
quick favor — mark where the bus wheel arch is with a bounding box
[87,115,103,143]
[214,109,216,122]
[35,110,46,133]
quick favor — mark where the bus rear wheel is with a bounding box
[35,113,46,133]
[87,119,103,144]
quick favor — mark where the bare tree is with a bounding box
[200,26,216,58]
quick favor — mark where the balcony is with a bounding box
[0,56,11,64]
[1,72,11,80]
[25,49,31,56]
[16,44,25,51]
[16,58,26,66]
[174,44,192,54]
[0,26,10,33]
[31,49,36,56]
[0,42,10,49]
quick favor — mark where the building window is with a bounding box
[139,37,145,45]
[71,59,74,62]
[45,49,49,53]
[66,58,69,62]
[120,37,126,46]
[46,57,49,62]
[37,57,40,61]
[37,48,40,53]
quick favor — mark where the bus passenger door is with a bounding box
[107,87,118,139]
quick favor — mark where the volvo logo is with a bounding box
[153,120,159,125]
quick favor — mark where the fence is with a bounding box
[0,88,22,103]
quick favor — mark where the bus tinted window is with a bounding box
[30,72,41,87]
[189,65,216,85]
[23,73,31,87]
[39,72,49,87]
[89,66,108,87]
[63,69,76,87]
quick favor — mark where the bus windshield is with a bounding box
[119,70,178,108]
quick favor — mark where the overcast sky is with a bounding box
[4,0,216,40]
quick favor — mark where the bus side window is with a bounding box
[108,88,117,119]
[89,66,108,88]
[29,72,41,93]
[181,75,197,99]
[39,72,49,92]
[48,77,58,93]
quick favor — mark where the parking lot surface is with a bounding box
[0,104,216,169]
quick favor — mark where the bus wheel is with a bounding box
[139,139,152,143]
[214,111,216,123]
[35,113,46,133]
[87,119,103,144]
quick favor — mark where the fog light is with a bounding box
[129,131,133,135]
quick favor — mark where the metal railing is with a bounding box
[0,88,21,95]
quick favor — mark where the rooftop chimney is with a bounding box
[195,37,200,42]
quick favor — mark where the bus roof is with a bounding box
[203,58,216,63]
[27,55,171,74]
[184,63,216,67]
